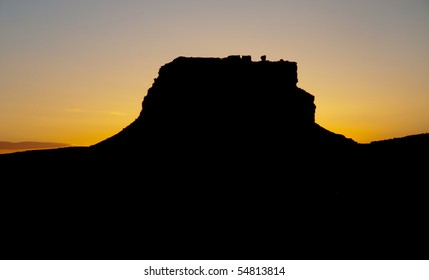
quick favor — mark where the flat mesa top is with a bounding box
[171,55,296,65]
[161,55,299,86]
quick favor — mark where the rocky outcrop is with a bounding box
[94,55,355,155]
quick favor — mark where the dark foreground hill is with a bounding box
[1,55,428,260]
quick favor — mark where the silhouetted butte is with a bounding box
[0,55,428,260]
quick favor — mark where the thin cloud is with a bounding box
[65,108,125,116]
[0,141,70,150]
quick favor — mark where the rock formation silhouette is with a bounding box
[92,55,355,162]
[0,55,428,260]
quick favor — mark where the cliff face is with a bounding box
[94,55,354,153]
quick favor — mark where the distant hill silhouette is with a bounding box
[0,141,70,154]
[0,55,428,260]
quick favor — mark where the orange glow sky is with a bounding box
[1,0,428,148]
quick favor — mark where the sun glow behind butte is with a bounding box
[0,0,428,149]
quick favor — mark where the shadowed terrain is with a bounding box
[1,55,428,260]
[0,141,70,151]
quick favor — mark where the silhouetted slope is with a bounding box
[369,132,429,147]
[0,141,70,150]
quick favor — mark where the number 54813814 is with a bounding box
[237,267,286,276]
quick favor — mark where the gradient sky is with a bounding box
[1,0,428,148]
